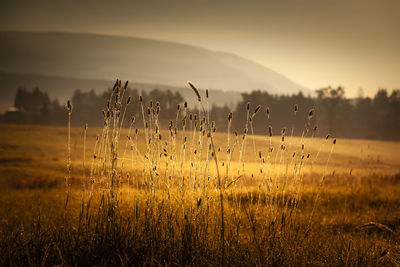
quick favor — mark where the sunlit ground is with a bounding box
[0,124,399,265]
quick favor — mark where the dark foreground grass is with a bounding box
[0,174,399,266]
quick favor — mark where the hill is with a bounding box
[0,31,307,94]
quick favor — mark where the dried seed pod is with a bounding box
[308,108,315,119]
[66,100,72,113]
[228,112,233,122]
[268,126,273,137]
[188,81,201,102]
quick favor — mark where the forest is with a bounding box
[1,86,399,140]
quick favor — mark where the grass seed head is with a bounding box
[67,100,72,113]
[228,112,233,122]
[308,108,315,119]
[268,126,273,137]
[188,81,201,102]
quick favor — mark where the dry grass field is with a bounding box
[0,83,399,266]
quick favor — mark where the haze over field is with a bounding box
[1,0,399,97]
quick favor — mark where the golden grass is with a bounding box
[0,124,399,265]
[0,79,399,265]
[1,124,399,189]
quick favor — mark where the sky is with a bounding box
[1,0,399,97]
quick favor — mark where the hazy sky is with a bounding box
[1,0,399,97]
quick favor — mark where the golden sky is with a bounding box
[1,0,399,97]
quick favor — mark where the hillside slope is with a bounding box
[0,31,307,94]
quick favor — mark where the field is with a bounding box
[1,90,400,265]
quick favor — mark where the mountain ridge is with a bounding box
[0,30,309,94]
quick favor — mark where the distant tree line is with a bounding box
[212,87,400,140]
[1,86,399,140]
